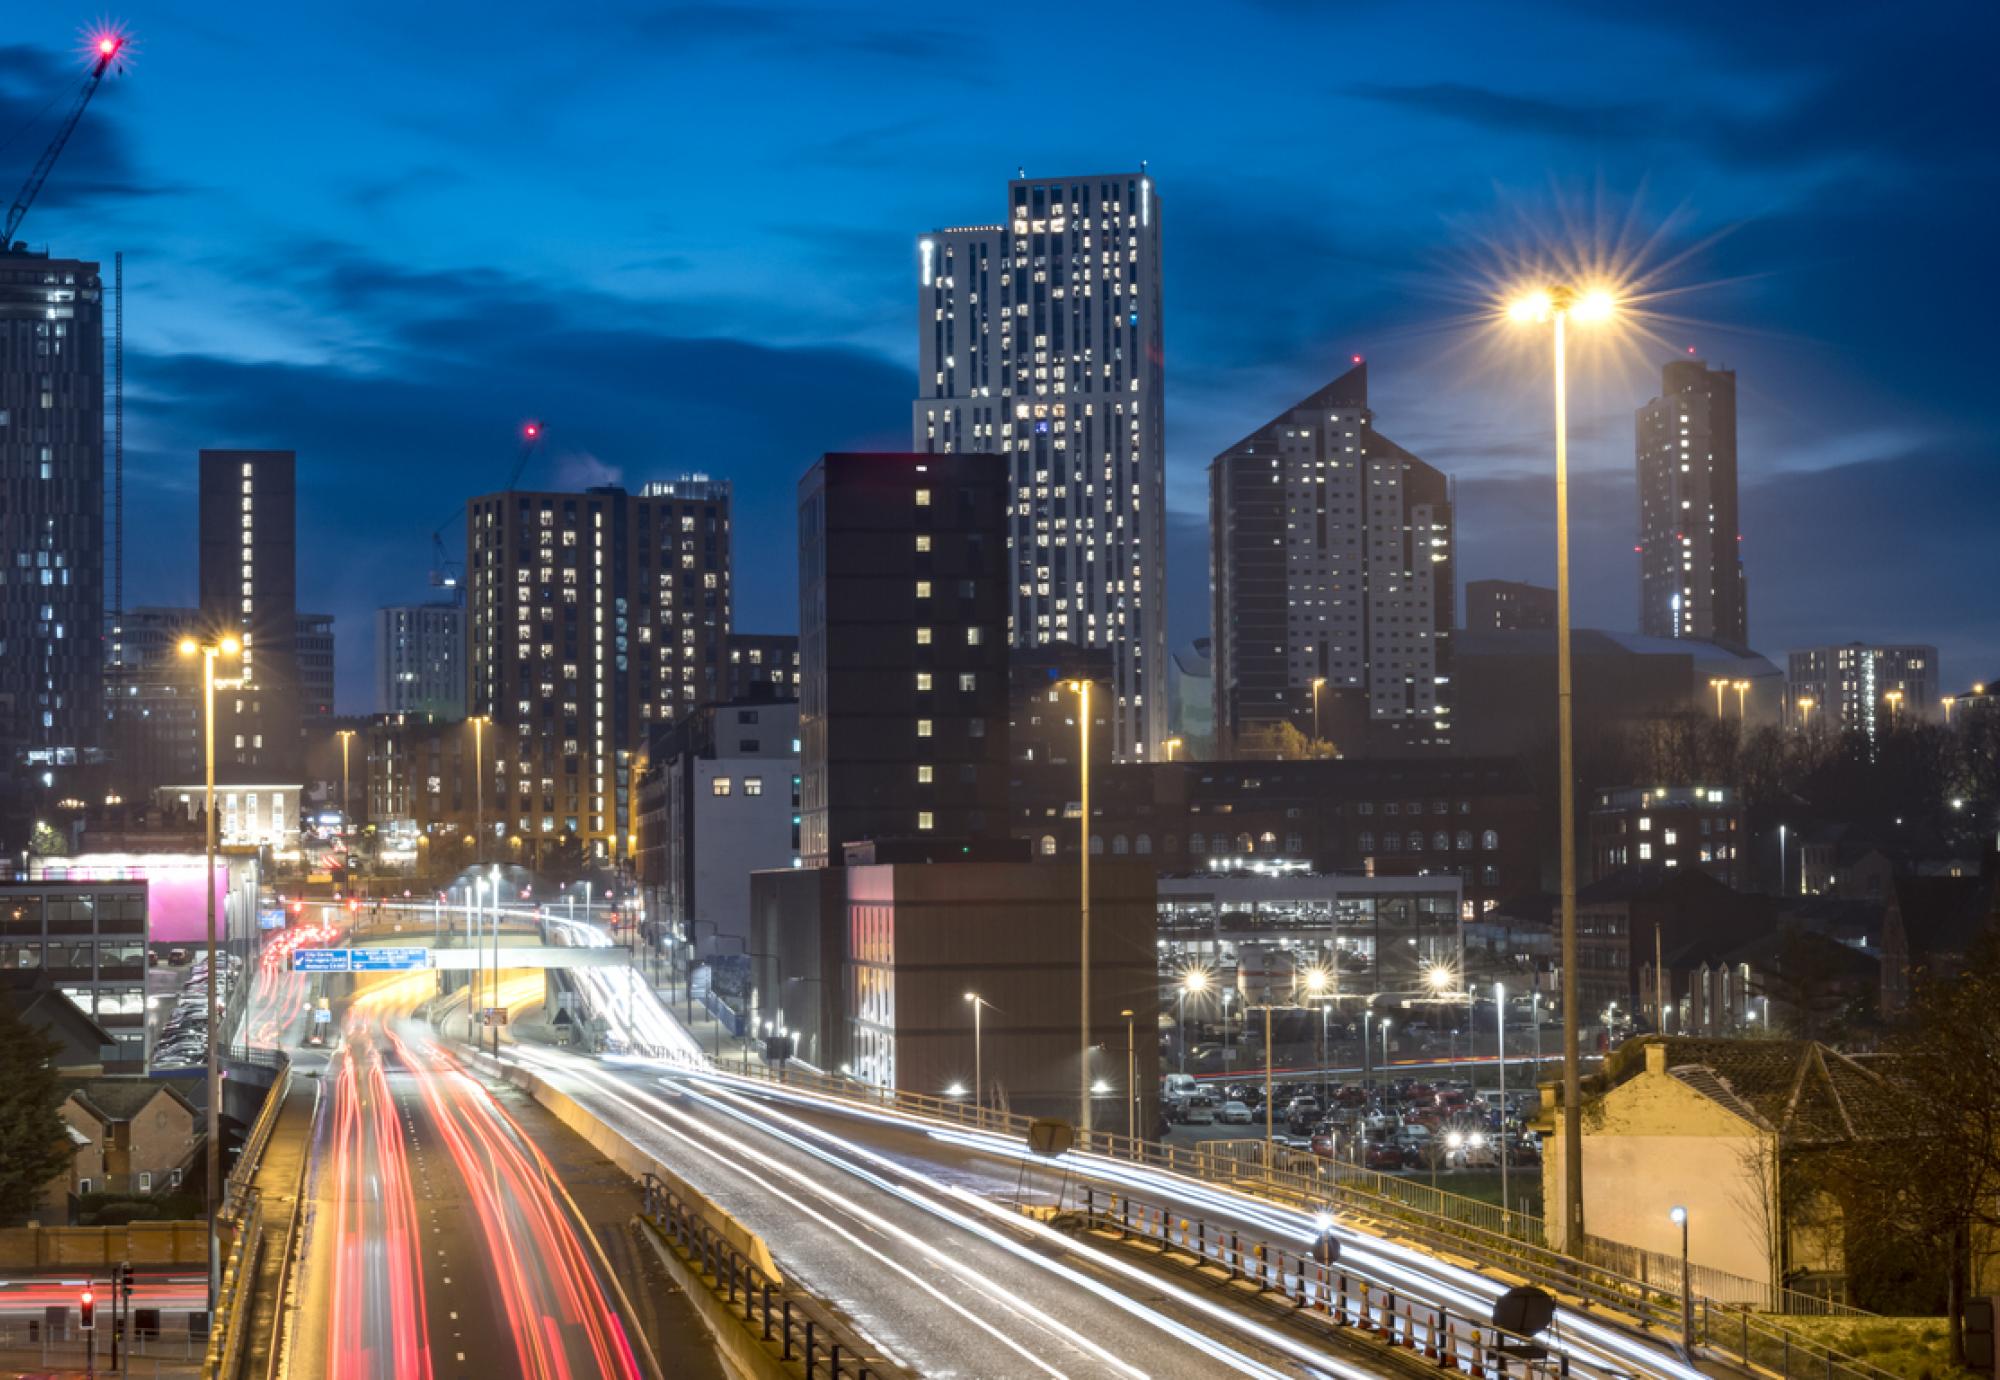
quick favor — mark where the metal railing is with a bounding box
[201,1188,261,1380]
[687,1058,1901,1380]
[222,1059,290,1217]
[638,1172,899,1380]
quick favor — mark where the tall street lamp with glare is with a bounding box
[1733,679,1751,719]
[1708,677,1728,721]
[1506,280,1617,1251]
[1178,967,1210,1074]
[964,991,993,1123]
[1311,676,1327,751]
[469,715,490,864]
[178,632,240,1311]
[1669,1205,1693,1351]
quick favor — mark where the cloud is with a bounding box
[123,242,914,710]
[624,4,967,65]
[1349,83,1656,143]
[0,43,174,220]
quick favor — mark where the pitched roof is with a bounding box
[1215,361,1368,458]
[1617,1036,1901,1146]
[61,1077,195,1123]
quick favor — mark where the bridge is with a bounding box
[191,905,1895,1380]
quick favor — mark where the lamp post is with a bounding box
[1178,967,1209,1074]
[1311,676,1327,752]
[177,633,240,1312]
[1669,1205,1692,1353]
[1943,695,1956,727]
[1302,965,1331,1098]
[1708,678,1728,721]
[1507,281,1616,1252]
[469,715,489,864]
[964,992,992,1123]
[1731,679,1750,720]
[1066,678,1093,1137]
[1495,981,1509,1230]
[336,728,356,830]
[1796,695,1816,734]
[1884,689,1904,727]
[1163,736,1183,763]
[1122,1008,1138,1143]
[1778,823,1788,898]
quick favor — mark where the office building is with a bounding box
[1209,361,1454,758]
[467,478,730,861]
[637,697,801,960]
[0,878,148,1062]
[913,171,1169,761]
[298,612,335,726]
[0,249,104,763]
[1466,579,1555,632]
[1787,643,1939,739]
[1637,358,1746,646]
[374,603,467,720]
[1588,785,1744,888]
[198,449,301,782]
[726,632,799,701]
[798,452,1010,866]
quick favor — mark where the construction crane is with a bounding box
[4,27,131,250]
[429,421,545,599]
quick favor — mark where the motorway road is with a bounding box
[511,1043,1410,1380]
[287,974,647,1380]
[506,1040,1708,1380]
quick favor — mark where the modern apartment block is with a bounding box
[1637,358,1746,647]
[1787,643,1940,739]
[912,171,1168,761]
[726,632,799,701]
[0,249,104,763]
[374,603,467,720]
[798,452,1011,867]
[197,449,302,783]
[1466,579,1556,632]
[1208,360,1454,758]
[466,478,730,861]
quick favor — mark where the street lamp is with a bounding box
[1495,981,1510,1230]
[1507,279,1618,1253]
[1178,967,1210,1074]
[1732,679,1751,720]
[1884,689,1904,726]
[469,715,490,864]
[1064,677,1093,1137]
[1122,1008,1138,1143]
[1942,695,1956,727]
[1311,676,1327,752]
[1163,736,1184,762]
[1796,695,1816,733]
[964,992,994,1122]
[1669,1205,1693,1352]
[1301,965,1332,1098]
[177,632,241,1312]
[336,728,356,830]
[1707,678,1728,720]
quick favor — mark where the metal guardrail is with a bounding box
[222,1059,290,1218]
[201,1189,260,1380]
[694,1058,1901,1380]
[639,1172,895,1380]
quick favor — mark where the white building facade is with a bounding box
[374,603,467,720]
[1786,642,1939,739]
[913,171,1169,761]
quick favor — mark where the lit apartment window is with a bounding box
[915,535,932,552]
[744,777,763,796]
[1638,816,1652,832]
[711,777,732,796]
[916,627,932,645]
[917,765,934,783]
[917,719,933,738]
[916,672,932,691]
[915,488,932,506]
[916,580,931,599]
[1638,842,1653,860]
[917,811,935,831]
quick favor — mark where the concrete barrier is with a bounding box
[489,1056,783,1283]
[0,1221,206,1268]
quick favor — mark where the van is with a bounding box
[1162,1073,1199,1102]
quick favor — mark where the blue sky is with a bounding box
[6,0,1995,709]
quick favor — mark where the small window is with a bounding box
[958,672,976,692]
[916,580,932,599]
[915,488,932,507]
[917,810,935,831]
[916,672,933,691]
[744,777,764,797]
[1040,834,1057,856]
[1483,829,1500,850]
[79,1178,92,1195]
[711,777,732,796]
[915,535,932,552]
[916,627,933,645]
[138,1171,153,1193]
[917,719,933,738]
[966,627,984,646]
[916,765,934,784]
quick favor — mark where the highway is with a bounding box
[286,971,647,1380]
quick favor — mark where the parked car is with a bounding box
[1219,1100,1254,1125]
[1182,1096,1217,1126]
[1364,1141,1408,1171]
[1309,1123,1338,1158]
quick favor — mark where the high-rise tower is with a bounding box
[198,449,301,782]
[1637,358,1746,646]
[1208,360,1454,758]
[0,249,104,762]
[913,171,1167,760]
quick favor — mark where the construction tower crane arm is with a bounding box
[3,33,129,249]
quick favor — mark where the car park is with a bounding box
[1218,1100,1254,1125]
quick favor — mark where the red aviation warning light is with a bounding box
[522,421,542,441]
[83,22,134,73]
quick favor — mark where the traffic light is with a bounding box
[79,1288,95,1330]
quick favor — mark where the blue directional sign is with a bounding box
[292,948,351,972]
[349,947,431,972]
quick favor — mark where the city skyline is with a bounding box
[2,3,1993,710]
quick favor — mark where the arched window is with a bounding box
[1408,832,1423,852]
[1236,832,1254,853]
[1189,831,1206,855]
[1089,834,1105,856]
[1111,834,1129,855]
[1434,832,1450,851]
[1135,834,1153,856]
[1259,831,1277,846]
[1359,831,1374,853]
[1483,829,1500,850]
[1039,834,1057,857]
[1456,831,1472,851]
[1285,833,1302,853]
[1384,833,1401,852]
[1163,833,1178,853]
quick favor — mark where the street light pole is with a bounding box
[1311,676,1326,752]
[1670,1206,1693,1353]
[1123,1008,1137,1143]
[964,992,987,1124]
[336,728,355,829]
[1495,981,1509,1230]
[1068,678,1093,1138]
[471,715,487,865]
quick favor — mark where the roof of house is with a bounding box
[1607,1036,1901,1146]
[0,972,120,1067]
[61,1078,197,1124]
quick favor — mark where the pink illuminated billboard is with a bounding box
[30,853,230,945]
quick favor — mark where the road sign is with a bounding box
[349,947,431,972]
[482,1007,509,1026]
[292,949,351,972]
[312,1007,332,1025]
[1025,1118,1076,1157]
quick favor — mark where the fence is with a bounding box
[639,1171,896,1379]
[0,1318,208,1375]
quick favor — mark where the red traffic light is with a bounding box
[79,1288,96,1329]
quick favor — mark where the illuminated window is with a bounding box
[711,777,732,796]
[915,535,932,552]
[917,811,935,831]
[744,777,763,797]
[915,489,932,507]
[915,580,931,598]
[916,672,932,691]
[916,719,933,738]
[916,627,933,645]
[917,765,934,784]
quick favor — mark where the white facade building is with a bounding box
[374,603,467,720]
[1787,643,1939,739]
[913,171,1168,761]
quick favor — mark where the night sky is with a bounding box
[6,1,1995,710]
